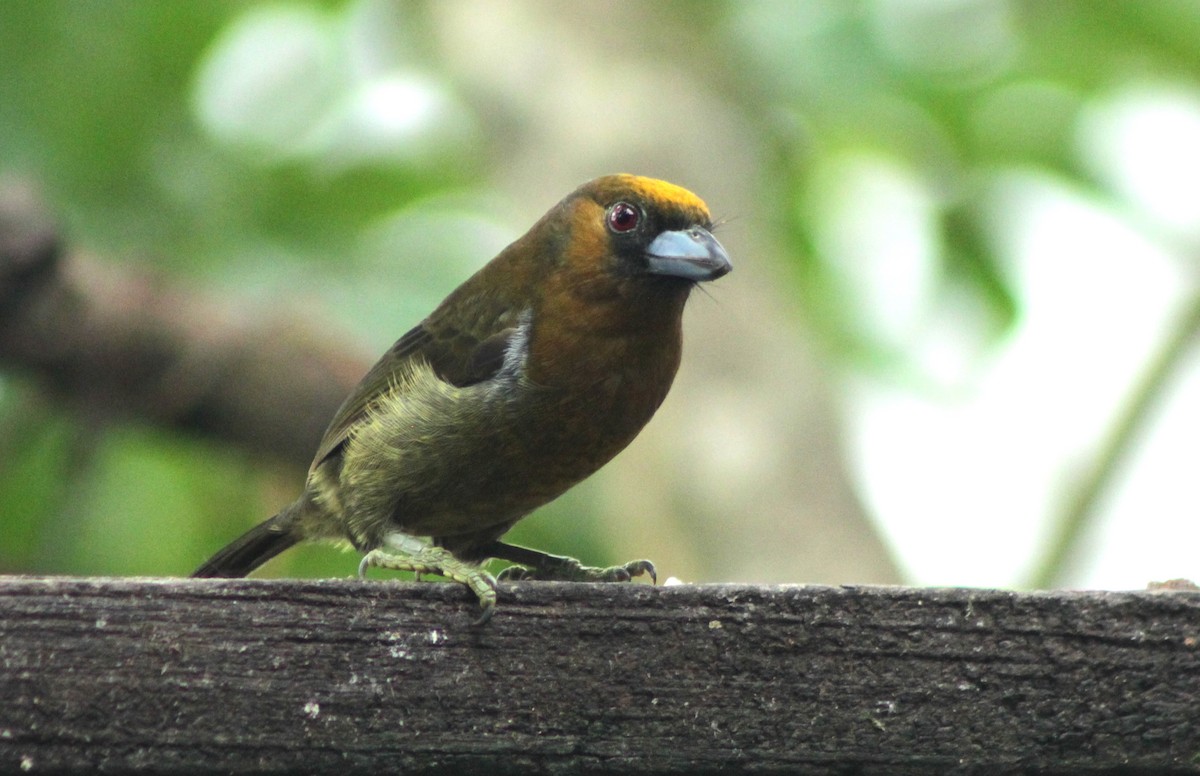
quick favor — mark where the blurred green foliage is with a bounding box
[2,0,1199,586]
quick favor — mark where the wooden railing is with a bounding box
[2,576,1197,774]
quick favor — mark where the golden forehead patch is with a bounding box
[587,174,709,220]
[621,175,709,215]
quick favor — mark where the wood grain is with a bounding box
[1,576,1197,774]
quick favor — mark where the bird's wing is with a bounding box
[308,299,524,473]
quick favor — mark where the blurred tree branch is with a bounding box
[1029,289,1200,588]
[0,181,368,470]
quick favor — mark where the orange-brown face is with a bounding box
[525,174,731,387]
[565,174,720,284]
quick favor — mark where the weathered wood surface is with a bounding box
[0,576,1197,774]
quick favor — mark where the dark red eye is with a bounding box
[607,202,640,233]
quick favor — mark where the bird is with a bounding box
[192,174,732,623]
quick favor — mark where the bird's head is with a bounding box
[548,174,732,297]
[493,174,732,389]
[451,175,732,388]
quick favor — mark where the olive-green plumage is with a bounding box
[193,175,731,618]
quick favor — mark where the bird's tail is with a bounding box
[192,502,302,578]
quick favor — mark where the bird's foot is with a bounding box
[498,554,657,584]
[359,539,497,626]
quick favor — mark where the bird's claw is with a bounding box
[498,556,657,585]
[619,559,657,584]
[359,544,497,626]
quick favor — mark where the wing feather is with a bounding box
[308,301,526,473]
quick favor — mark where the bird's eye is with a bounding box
[606,202,640,233]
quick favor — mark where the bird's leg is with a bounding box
[488,541,656,584]
[359,532,498,625]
